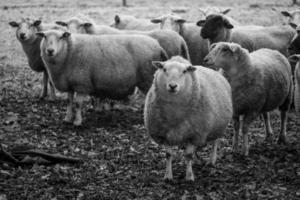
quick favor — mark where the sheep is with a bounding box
[37,30,168,126]
[197,13,296,57]
[8,18,63,99]
[144,56,233,181]
[150,13,208,65]
[110,14,159,31]
[281,10,300,25]
[203,42,293,156]
[59,20,190,61]
[288,55,300,116]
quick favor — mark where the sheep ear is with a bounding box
[221,8,231,15]
[61,32,70,39]
[152,61,164,69]
[33,20,41,27]
[186,65,196,72]
[56,21,67,27]
[9,21,19,27]
[83,23,92,28]
[229,44,240,53]
[115,15,121,24]
[224,19,234,29]
[288,55,300,62]
[289,22,297,29]
[281,11,292,17]
[196,20,206,27]
[36,32,45,38]
[175,19,186,24]
[151,18,162,24]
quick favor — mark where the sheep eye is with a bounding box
[183,70,187,74]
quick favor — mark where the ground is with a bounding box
[0,0,299,199]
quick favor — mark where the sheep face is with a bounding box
[36,30,70,58]
[197,14,233,42]
[110,15,130,29]
[204,42,240,75]
[9,18,41,42]
[151,14,185,33]
[281,10,300,25]
[152,60,196,95]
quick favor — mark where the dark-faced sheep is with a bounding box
[204,42,293,156]
[197,14,296,57]
[144,56,232,181]
[37,30,168,126]
[110,14,159,31]
[8,18,62,99]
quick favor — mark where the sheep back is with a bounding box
[41,33,167,99]
[231,48,292,116]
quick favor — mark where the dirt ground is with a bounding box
[0,0,299,199]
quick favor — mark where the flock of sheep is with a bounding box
[8,7,300,181]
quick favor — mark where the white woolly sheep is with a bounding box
[204,42,293,156]
[197,13,296,57]
[61,21,190,61]
[144,56,233,181]
[281,10,300,25]
[37,30,168,126]
[110,14,159,31]
[150,13,208,65]
[8,18,63,99]
[288,55,300,116]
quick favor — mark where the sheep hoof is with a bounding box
[63,117,73,124]
[73,120,82,126]
[265,136,274,143]
[277,137,287,145]
[163,175,173,181]
[185,173,195,182]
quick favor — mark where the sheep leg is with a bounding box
[241,114,255,156]
[164,146,174,180]
[232,116,240,153]
[277,111,287,144]
[63,92,74,123]
[94,98,103,112]
[210,139,218,165]
[185,144,195,181]
[73,93,85,126]
[39,71,48,99]
[48,78,56,100]
[262,112,273,143]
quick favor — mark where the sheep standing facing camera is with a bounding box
[144,56,232,181]
[8,18,63,99]
[204,42,293,156]
[37,30,168,126]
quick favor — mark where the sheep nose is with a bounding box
[203,57,209,63]
[169,83,178,90]
[47,48,54,56]
[20,33,26,39]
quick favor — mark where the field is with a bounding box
[0,0,300,199]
